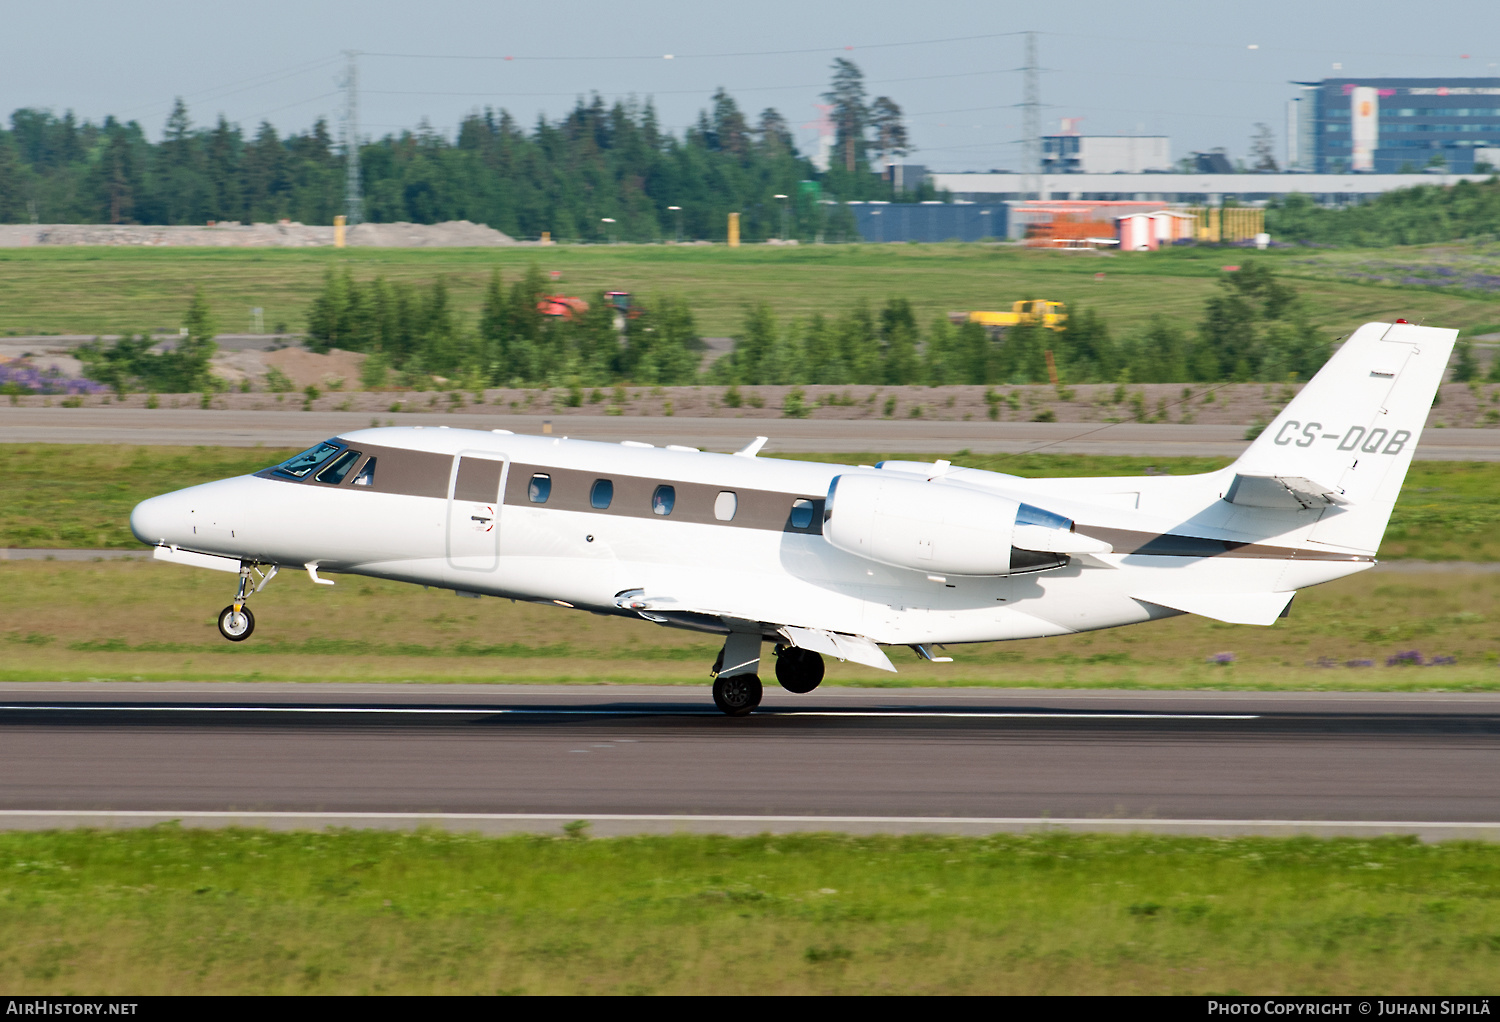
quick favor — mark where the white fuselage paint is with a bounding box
[130,425,1371,652]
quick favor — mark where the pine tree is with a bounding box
[868,97,911,170]
[1452,337,1479,382]
[922,316,958,385]
[823,58,868,173]
[880,298,919,384]
[479,269,509,379]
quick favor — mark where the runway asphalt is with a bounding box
[4,407,1500,459]
[2,683,1498,840]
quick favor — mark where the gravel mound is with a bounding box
[0,221,516,248]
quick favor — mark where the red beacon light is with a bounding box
[1395,318,1408,324]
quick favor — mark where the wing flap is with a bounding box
[780,626,897,672]
[614,591,898,673]
[1132,590,1295,626]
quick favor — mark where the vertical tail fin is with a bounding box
[1228,321,1456,555]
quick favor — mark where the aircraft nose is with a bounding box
[130,492,188,547]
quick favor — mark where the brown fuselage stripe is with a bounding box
[253,440,1372,559]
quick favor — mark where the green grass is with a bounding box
[4,443,1497,561]
[4,559,1499,688]
[0,242,1496,339]
[3,827,1498,994]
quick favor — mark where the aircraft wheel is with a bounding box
[774,645,824,694]
[217,605,255,642]
[713,673,762,717]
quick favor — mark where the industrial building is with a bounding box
[1287,78,1500,173]
[844,200,1265,246]
[845,202,1008,242]
[1042,135,1172,174]
[925,170,1495,206]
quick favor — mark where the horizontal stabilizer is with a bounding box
[1226,474,1347,510]
[1132,590,1295,626]
[153,544,242,574]
[780,625,897,673]
[1012,524,1114,554]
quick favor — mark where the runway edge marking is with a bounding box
[0,705,1259,720]
[0,810,1494,839]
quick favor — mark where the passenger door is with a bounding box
[446,453,507,573]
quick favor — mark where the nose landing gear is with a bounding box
[216,563,277,643]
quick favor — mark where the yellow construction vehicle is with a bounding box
[949,300,1067,331]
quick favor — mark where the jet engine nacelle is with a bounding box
[823,473,1097,576]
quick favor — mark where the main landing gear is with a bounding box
[216,563,277,643]
[709,634,827,716]
[774,644,824,694]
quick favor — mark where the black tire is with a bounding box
[774,646,825,694]
[217,604,255,642]
[712,674,763,716]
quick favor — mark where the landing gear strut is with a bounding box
[774,644,824,694]
[216,563,277,643]
[711,631,764,716]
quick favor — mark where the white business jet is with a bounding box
[130,321,1453,715]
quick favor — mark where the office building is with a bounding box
[1290,78,1500,173]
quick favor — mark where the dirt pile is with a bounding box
[346,220,515,246]
[0,221,517,248]
[220,348,366,391]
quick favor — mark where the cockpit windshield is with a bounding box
[271,441,343,479]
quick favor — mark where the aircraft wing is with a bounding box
[614,591,896,672]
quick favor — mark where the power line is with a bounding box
[114,55,343,118]
[359,66,1030,102]
[361,31,1028,64]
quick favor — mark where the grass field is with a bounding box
[3,827,1498,994]
[2,242,1497,339]
[4,444,1498,561]
[3,557,1497,689]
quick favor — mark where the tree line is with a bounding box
[0,61,932,243]
[716,262,1332,387]
[1266,177,1500,247]
[305,267,701,388]
[308,259,1333,390]
[62,261,1333,395]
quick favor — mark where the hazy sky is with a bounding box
[4,0,1498,171]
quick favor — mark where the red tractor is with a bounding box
[536,294,590,320]
[537,292,640,324]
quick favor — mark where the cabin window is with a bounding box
[528,474,552,503]
[789,498,816,530]
[590,478,614,509]
[272,441,342,479]
[352,458,376,487]
[315,449,361,485]
[652,485,676,516]
[714,491,737,522]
